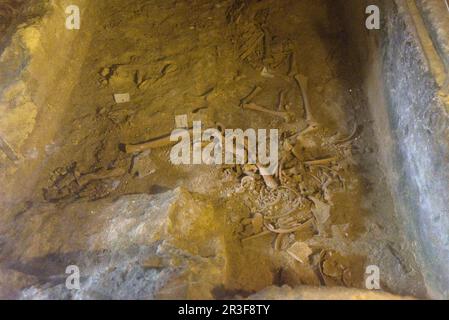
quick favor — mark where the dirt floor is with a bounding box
[0,0,428,298]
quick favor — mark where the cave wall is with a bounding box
[339,0,449,299]
[0,0,95,219]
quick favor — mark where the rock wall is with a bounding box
[1,188,227,299]
[0,0,95,218]
[339,0,449,299]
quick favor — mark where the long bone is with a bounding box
[0,135,19,161]
[122,128,194,153]
[294,74,314,123]
[243,102,291,122]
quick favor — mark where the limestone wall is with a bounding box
[0,0,94,218]
[339,0,449,299]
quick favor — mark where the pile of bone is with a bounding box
[43,163,125,202]
[232,120,358,255]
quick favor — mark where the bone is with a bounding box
[241,230,271,243]
[239,33,264,61]
[243,102,290,122]
[298,122,319,136]
[265,205,301,222]
[252,212,264,233]
[262,26,272,61]
[265,222,305,234]
[230,141,279,190]
[77,167,126,186]
[277,90,286,111]
[304,157,338,166]
[288,52,298,77]
[294,74,314,123]
[287,241,312,264]
[122,128,194,154]
[334,124,360,144]
[0,135,19,161]
[219,126,279,190]
[240,86,262,105]
[257,163,279,189]
[274,233,286,251]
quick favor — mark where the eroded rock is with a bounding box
[1,188,226,299]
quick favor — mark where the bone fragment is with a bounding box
[243,102,290,122]
[122,128,194,153]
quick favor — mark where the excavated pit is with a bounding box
[0,0,448,299]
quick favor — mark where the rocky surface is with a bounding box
[1,188,226,299]
[416,0,449,73]
[340,0,449,298]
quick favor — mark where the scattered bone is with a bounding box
[321,253,344,278]
[257,163,279,189]
[304,157,338,166]
[265,222,305,234]
[44,165,125,202]
[134,70,144,86]
[0,135,19,161]
[274,233,286,251]
[287,242,312,264]
[225,129,279,190]
[122,128,194,153]
[108,108,135,124]
[239,32,264,61]
[130,151,157,178]
[236,176,254,193]
[251,212,264,233]
[260,189,282,210]
[243,102,291,122]
[298,122,320,137]
[288,52,298,77]
[321,175,334,201]
[240,86,262,105]
[242,164,258,177]
[114,93,130,104]
[277,90,286,111]
[294,74,314,122]
[77,179,120,201]
[291,143,304,161]
[287,122,320,146]
[262,26,272,61]
[261,66,275,78]
[309,196,331,226]
[278,215,299,228]
[264,203,301,221]
[334,124,360,144]
[100,67,111,78]
[77,167,126,187]
[241,230,271,243]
